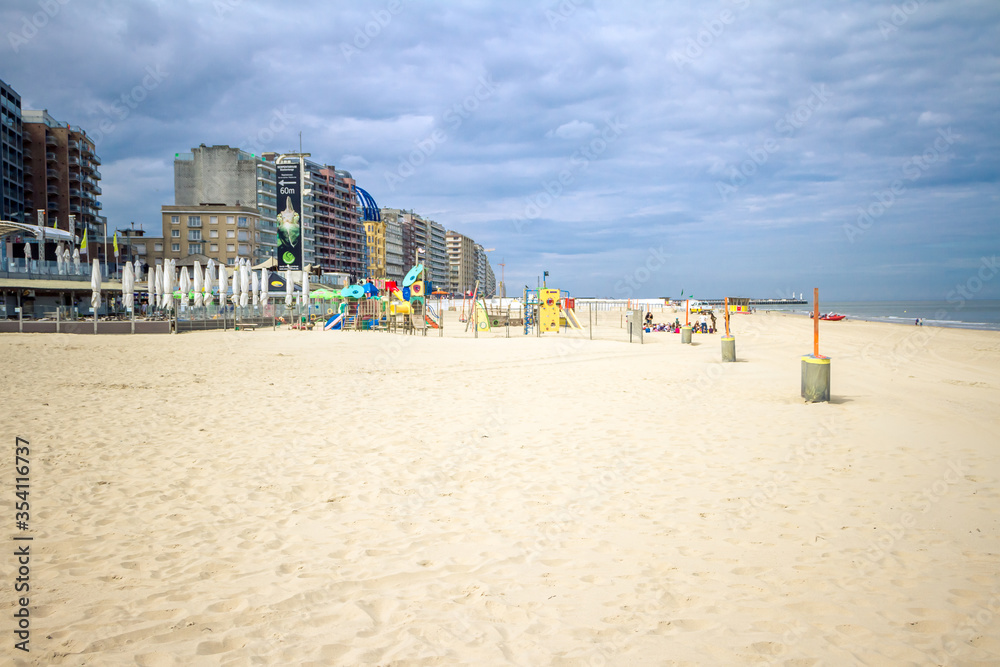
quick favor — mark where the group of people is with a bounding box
[642,311,718,334]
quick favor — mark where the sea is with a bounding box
[760,300,1000,332]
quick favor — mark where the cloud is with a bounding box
[1,0,998,298]
[546,120,597,139]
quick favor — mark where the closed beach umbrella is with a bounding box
[203,265,214,308]
[24,240,31,271]
[179,267,191,308]
[240,262,250,308]
[251,270,260,307]
[134,258,143,283]
[193,261,204,308]
[72,247,81,275]
[55,242,63,273]
[62,245,71,274]
[122,262,135,312]
[218,263,228,307]
[260,267,269,307]
[284,269,293,307]
[231,264,241,306]
[153,264,163,310]
[161,260,174,310]
[302,270,310,313]
[90,258,102,314]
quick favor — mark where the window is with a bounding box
[170,216,179,224]
[134,243,145,254]
[154,242,163,251]
[226,229,235,238]
[188,216,202,227]
[227,257,235,265]
[188,243,202,254]
[227,244,235,252]
[237,216,249,228]
[210,243,218,252]
[209,229,219,238]
[209,216,218,225]
[188,230,201,241]
[238,231,248,242]
[171,229,180,238]
[226,216,235,224]
[171,243,180,252]
[238,244,249,255]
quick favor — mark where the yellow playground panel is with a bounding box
[539,288,561,333]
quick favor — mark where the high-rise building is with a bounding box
[160,205,261,266]
[397,211,448,287]
[381,208,405,282]
[307,162,364,279]
[427,219,447,288]
[173,145,279,264]
[473,243,496,297]
[1,78,24,225]
[22,109,103,251]
[446,230,476,295]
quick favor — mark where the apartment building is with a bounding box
[160,204,261,266]
[1,78,23,225]
[174,145,289,264]
[306,162,364,279]
[445,230,477,295]
[384,211,404,283]
[22,109,103,249]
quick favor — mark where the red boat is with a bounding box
[816,312,846,321]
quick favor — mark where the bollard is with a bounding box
[681,326,692,344]
[721,336,736,361]
[801,355,831,402]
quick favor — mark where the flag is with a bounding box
[52,216,57,229]
[80,229,88,253]
[113,232,119,257]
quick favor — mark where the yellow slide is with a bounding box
[561,307,583,329]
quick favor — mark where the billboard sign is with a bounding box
[275,161,303,271]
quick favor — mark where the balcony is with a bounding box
[68,156,79,166]
[47,201,58,210]
[47,185,58,195]
[90,168,101,180]
[46,152,57,162]
[22,147,31,159]
[92,184,101,195]
[45,135,57,147]
[68,172,80,182]
[70,204,81,213]
[69,188,81,197]
[91,154,101,165]
[47,169,59,179]
[68,140,80,151]
[93,201,102,210]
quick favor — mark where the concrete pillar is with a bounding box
[681,326,692,344]
[801,355,831,402]
[721,336,736,362]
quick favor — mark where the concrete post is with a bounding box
[680,325,692,344]
[801,355,831,402]
[721,336,736,362]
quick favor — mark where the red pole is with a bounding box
[813,287,819,357]
[685,299,690,326]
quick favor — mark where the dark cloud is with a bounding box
[3,0,998,298]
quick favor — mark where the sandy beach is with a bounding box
[2,310,999,666]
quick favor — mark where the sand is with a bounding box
[2,310,999,666]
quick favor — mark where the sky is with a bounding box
[3,0,998,300]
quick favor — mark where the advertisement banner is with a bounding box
[275,161,303,271]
